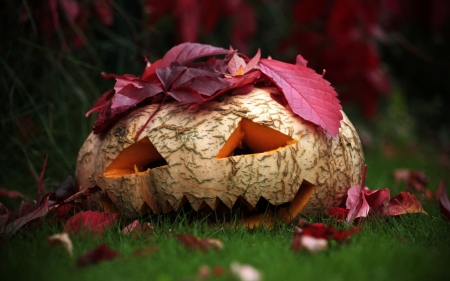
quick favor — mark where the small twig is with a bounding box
[134,97,167,141]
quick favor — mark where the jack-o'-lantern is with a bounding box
[76,87,364,227]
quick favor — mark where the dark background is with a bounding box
[1,0,449,195]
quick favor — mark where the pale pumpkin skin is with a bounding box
[76,88,364,221]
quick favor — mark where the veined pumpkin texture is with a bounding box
[76,88,364,220]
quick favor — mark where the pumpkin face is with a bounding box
[76,88,364,226]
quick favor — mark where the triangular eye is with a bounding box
[216,118,296,158]
[104,137,167,177]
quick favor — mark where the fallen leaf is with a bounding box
[1,198,49,236]
[388,192,427,216]
[230,262,261,281]
[437,181,450,221]
[346,185,370,222]
[47,232,73,256]
[122,220,154,238]
[64,211,117,236]
[76,244,119,267]
[259,58,342,138]
[174,234,223,252]
[132,246,160,257]
[293,235,328,253]
[0,188,27,199]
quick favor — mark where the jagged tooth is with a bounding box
[175,196,188,211]
[161,200,174,213]
[203,197,219,210]
[217,194,235,209]
[189,198,203,211]
[242,193,259,208]
[234,196,255,212]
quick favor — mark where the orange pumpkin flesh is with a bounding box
[217,118,296,158]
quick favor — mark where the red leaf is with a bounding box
[0,188,27,199]
[85,89,115,117]
[298,222,360,242]
[388,192,427,216]
[258,58,342,138]
[1,198,49,235]
[76,244,119,267]
[93,0,113,26]
[64,211,117,236]
[141,59,162,81]
[326,207,349,221]
[174,234,223,252]
[112,75,163,109]
[159,43,231,68]
[365,188,390,215]
[438,181,450,221]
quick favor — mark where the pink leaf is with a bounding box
[438,181,450,221]
[346,185,370,222]
[76,244,119,267]
[258,58,342,138]
[159,43,231,68]
[227,53,246,75]
[388,192,427,216]
[64,211,117,236]
[122,221,154,238]
[295,54,308,67]
[244,49,261,73]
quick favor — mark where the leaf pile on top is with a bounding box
[87,42,343,138]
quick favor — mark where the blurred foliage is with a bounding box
[0,0,449,194]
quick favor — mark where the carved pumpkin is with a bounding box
[76,88,364,227]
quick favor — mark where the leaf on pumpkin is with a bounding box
[47,232,73,256]
[295,54,308,67]
[76,244,119,267]
[437,181,450,221]
[227,49,261,76]
[258,58,342,138]
[112,74,163,109]
[64,210,117,236]
[388,192,427,216]
[159,42,231,68]
[174,233,223,252]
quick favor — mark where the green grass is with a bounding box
[1,151,449,281]
[1,3,449,280]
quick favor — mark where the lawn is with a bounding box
[1,150,449,281]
